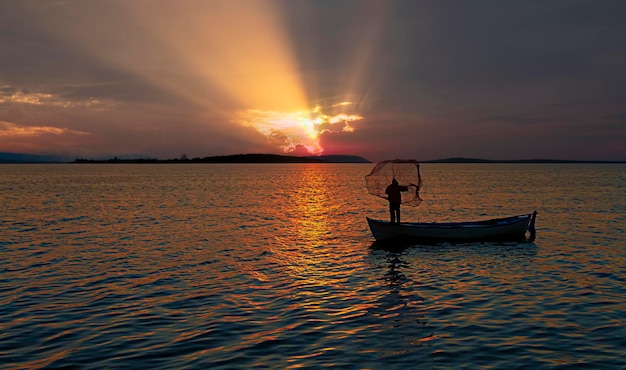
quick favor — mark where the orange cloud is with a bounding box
[0,120,89,137]
[238,104,362,154]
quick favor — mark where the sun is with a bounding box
[238,103,362,155]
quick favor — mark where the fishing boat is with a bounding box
[367,212,537,242]
[365,159,538,243]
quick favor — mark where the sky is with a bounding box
[1,0,625,162]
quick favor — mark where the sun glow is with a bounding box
[239,104,362,154]
[32,1,380,155]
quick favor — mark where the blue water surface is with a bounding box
[1,163,625,369]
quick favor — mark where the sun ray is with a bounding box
[36,1,372,155]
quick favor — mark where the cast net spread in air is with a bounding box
[365,159,423,206]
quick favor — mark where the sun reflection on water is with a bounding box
[262,166,372,322]
[4,164,626,368]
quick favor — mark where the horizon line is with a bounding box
[1,152,625,164]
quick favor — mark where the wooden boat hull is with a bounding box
[367,212,537,242]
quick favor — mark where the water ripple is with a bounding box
[2,164,626,368]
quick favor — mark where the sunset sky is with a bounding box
[1,0,625,161]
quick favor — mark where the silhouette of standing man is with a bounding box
[385,178,408,223]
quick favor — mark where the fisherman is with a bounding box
[385,178,408,223]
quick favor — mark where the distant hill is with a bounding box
[0,152,72,163]
[73,153,372,164]
[4,151,622,164]
[310,155,370,163]
[195,154,327,163]
[195,154,370,163]
[423,157,625,163]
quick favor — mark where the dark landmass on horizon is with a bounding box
[72,154,371,164]
[0,152,74,163]
[1,152,624,164]
[421,157,626,164]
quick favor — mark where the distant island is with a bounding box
[72,154,371,164]
[1,151,624,164]
[420,157,626,164]
[71,155,626,164]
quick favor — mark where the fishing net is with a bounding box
[365,159,423,206]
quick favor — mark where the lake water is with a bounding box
[1,163,625,369]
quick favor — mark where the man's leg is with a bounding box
[389,203,396,223]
